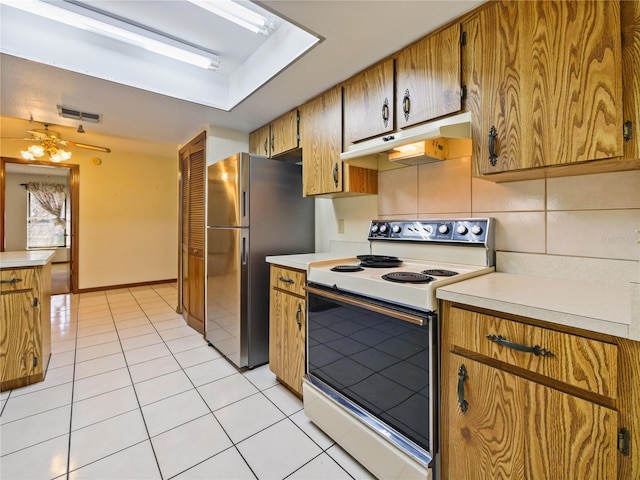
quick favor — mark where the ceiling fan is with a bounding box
[5,123,111,162]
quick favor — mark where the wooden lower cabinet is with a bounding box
[269,265,306,396]
[1,265,51,391]
[440,301,640,479]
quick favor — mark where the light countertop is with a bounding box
[0,250,56,268]
[437,272,637,340]
[266,252,353,271]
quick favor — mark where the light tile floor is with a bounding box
[0,284,375,480]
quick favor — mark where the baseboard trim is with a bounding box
[77,279,177,293]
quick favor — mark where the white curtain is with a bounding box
[26,182,67,228]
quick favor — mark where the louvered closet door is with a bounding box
[179,131,206,335]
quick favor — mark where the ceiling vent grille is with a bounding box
[57,105,101,123]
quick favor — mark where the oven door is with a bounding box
[305,283,437,469]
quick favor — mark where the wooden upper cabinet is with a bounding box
[466,0,624,176]
[622,0,640,160]
[249,124,270,157]
[396,23,462,129]
[343,59,395,145]
[300,86,343,196]
[271,109,299,157]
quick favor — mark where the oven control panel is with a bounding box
[368,219,491,243]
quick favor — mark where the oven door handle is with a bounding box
[304,285,427,326]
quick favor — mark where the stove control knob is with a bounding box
[379,224,388,233]
[438,224,449,234]
[392,225,402,234]
[471,225,483,235]
[457,225,468,235]
[371,224,379,233]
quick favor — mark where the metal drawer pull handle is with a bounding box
[486,333,554,357]
[1,278,23,284]
[488,126,498,166]
[278,276,294,284]
[296,304,302,330]
[457,364,468,413]
[332,163,339,187]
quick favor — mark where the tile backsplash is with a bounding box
[378,158,640,263]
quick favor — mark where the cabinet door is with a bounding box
[269,288,305,396]
[444,355,618,480]
[622,0,640,160]
[467,0,623,176]
[1,290,39,385]
[300,86,343,196]
[249,124,271,157]
[396,23,462,129]
[271,110,299,157]
[343,59,394,145]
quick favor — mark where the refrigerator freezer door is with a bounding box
[207,153,249,227]
[206,226,248,368]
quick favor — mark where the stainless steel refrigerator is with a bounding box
[206,153,314,368]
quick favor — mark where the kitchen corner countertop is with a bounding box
[0,250,56,268]
[266,252,351,271]
[437,272,637,340]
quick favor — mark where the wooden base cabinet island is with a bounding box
[440,301,640,480]
[1,251,53,391]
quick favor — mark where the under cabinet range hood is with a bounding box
[341,111,471,165]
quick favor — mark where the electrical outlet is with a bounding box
[337,219,345,234]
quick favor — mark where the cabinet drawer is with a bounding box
[1,268,37,292]
[270,265,306,297]
[448,307,617,398]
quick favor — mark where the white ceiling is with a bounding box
[0,0,484,148]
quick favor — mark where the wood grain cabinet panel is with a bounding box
[1,265,51,391]
[465,0,623,177]
[269,265,306,396]
[270,109,299,157]
[622,0,640,160]
[449,307,618,398]
[440,301,639,479]
[396,23,462,129]
[249,124,271,157]
[343,59,394,145]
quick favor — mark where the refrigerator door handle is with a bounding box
[242,234,247,265]
[242,191,247,219]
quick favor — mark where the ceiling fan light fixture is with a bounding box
[2,0,221,70]
[21,150,35,160]
[49,148,72,163]
[27,144,45,157]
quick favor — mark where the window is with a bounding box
[26,187,67,249]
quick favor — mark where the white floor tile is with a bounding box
[74,353,127,380]
[117,323,157,339]
[75,341,122,363]
[77,322,116,338]
[10,364,74,397]
[262,384,303,416]
[184,357,238,387]
[68,410,148,471]
[1,383,72,422]
[141,389,210,437]
[51,329,77,343]
[123,343,171,365]
[75,331,120,349]
[48,350,76,369]
[72,367,132,402]
[243,365,278,391]
[174,344,222,369]
[197,373,259,412]
[72,386,139,431]
[120,332,163,351]
[68,440,161,480]
[173,447,255,480]
[148,312,184,324]
[151,414,233,479]
[51,339,77,354]
[158,325,198,342]
[288,452,353,479]
[166,335,209,354]
[128,355,182,384]
[0,405,71,455]
[114,317,152,330]
[134,370,194,406]
[236,419,322,480]
[0,433,69,480]
[289,410,335,450]
[214,393,285,443]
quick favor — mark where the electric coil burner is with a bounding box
[303,218,495,480]
[382,272,435,283]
